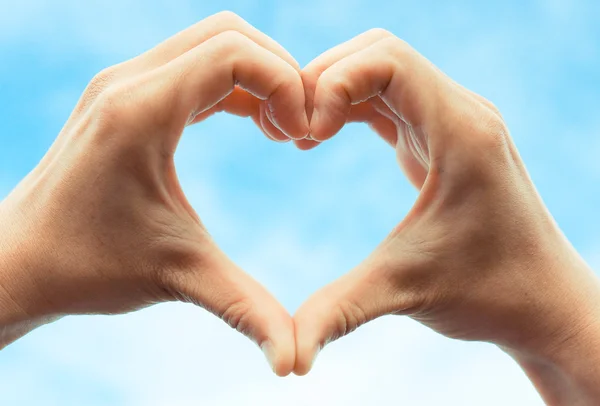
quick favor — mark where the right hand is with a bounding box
[0,11,308,376]
[293,29,600,405]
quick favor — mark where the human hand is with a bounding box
[293,29,600,403]
[3,14,600,401]
[0,11,309,376]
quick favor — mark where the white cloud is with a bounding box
[9,307,542,405]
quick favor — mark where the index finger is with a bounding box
[135,11,300,71]
[295,29,397,150]
[309,37,453,142]
[114,31,309,151]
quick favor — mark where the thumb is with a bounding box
[169,242,295,377]
[293,253,405,376]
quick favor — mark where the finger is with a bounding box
[188,89,290,143]
[260,101,292,142]
[291,104,398,151]
[171,243,296,377]
[188,88,291,144]
[81,13,300,118]
[137,11,302,143]
[293,250,407,375]
[118,31,308,150]
[303,29,393,120]
[310,36,453,142]
[299,29,395,149]
[134,11,300,72]
[187,86,261,123]
[293,138,320,150]
[141,11,305,142]
[47,13,300,176]
[103,12,301,143]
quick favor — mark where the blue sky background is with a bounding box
[0,1,599,405]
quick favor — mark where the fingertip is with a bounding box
[293,303,326,376]
[262,340,293,377]
[265,326,297,377]
[271,347,296,377]
[293,138,320,151]
[265,101,309,142]
[309,107,344,142]
[266,78,310,141]
[267,106,310,142]
[293,343,321,376]
[258,304,296,377]
[260,102,292,142]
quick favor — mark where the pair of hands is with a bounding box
[1,11,600,403]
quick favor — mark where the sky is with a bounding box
[0,0,599,405]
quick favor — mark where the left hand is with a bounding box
[0,12,308,376]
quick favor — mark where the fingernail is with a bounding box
[261,341,277,374]
[309,108,322,141]
[302,112,310,139]
[266,102,283,132]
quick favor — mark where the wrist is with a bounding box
[0,252,33,348]
[506,317,600,405]
[0,220,58,348]
[502,260,600,405]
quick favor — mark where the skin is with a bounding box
[0,11,307,377]
[0,12,599,404]
[293,29,600,405]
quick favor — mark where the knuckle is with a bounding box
[91,81,140,133]
[82,66,119,105]
[365,27,393,40]
[379,36,412,56]
[485,100,504,118]
[441,92,509,153]
[375,37,415,70]
[95,85,128,119]
[316,67,343,90]
[213,30,251,54]
[208,31,254,70]
[212,10,246,28]
[89,67,117,91]
[473,110,509,148]
[91,73,181,142]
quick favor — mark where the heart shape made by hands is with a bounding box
[183,18,573,384]
[162,20,536,380]
[19,12,573,388]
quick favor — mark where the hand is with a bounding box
[293,29,600,403]
[0,11,309,376]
